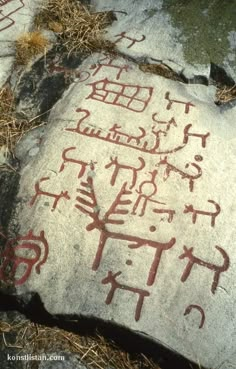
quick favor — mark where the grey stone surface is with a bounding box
[14,50,84,120]
[91,0,236,81]
[0,146,8,165]
[0,0,42,88]
[1,52,236,369]
[14,126,46,165]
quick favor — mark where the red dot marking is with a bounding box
[194,155,203,162]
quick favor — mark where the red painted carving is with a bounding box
[102,271,150,321]
[184,200,221,227]
[105,156,145,189]
[48,64,91,82]
[157,156,202,192]
[0,230,48,285]
[184,304,205,329]
[152,113,177,131]
[102,181,132,226]
[0,0,24,32]
[47,56,91,82]
[89,56,130,80]
[75,71,91,82]
[108,123,146,145]
[179,245,230,294]
[114,31,146,49]
[183,124,210,148]
[152,207,176,223]
[76,180,131,231]
[165,91,195,114]
[150,126,167,150]
[86,78,153,112]
[75,175,176,286]
[131,170,165,217]
[65,108,91,134]
[150,113,180,153]
[30,177,70,211]
[59,147,90,178]
[66,108,187,155]
[128,235,175,286]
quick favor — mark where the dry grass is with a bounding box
[35,0,115,56]
[0,86,17,156]
[139,63,185,82]
[16,31,49,65]
[0,318,159,369]
[0,85,43,158]
[215,84,236,104]
[140,64,236,104]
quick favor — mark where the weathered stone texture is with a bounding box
[0,0,42,88]
[91,0,236,81]
[1,53,235,369]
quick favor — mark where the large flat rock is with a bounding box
[91,0,236,80]
[1,53,236,369]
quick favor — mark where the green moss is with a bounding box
[162,0,236,66]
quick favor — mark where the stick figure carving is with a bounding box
[75,174,176,286]
[179,245,230,294]
[105,156,145,189]
[157,156,202,192]
[59,147,90,178]
[132,170,165,216]
[102,271,150,321]
[114,31,146,49]
[183,200,221,227]
[30,177,70,211]
[0,230,48,285]
[183,124,210,148]
[165,91,195,114]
